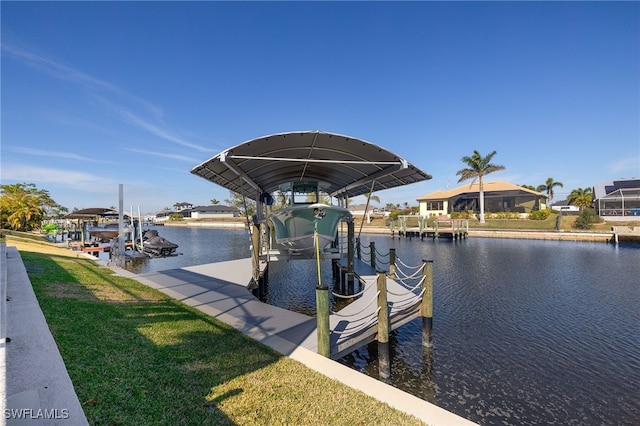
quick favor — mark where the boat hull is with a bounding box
[269,204,351,258]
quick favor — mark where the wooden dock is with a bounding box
[327,259,422,359]
[69,241,134,254]
[126,257,422,360]
[396,219,469,240]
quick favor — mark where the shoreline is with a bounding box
[160,221,626,243]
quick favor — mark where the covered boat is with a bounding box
[269,181,352,257]
[191,130,431,258]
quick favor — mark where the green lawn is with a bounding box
[10,235,426,426]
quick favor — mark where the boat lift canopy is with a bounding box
[191,130,431,201]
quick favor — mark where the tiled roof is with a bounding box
[416,181,544,201]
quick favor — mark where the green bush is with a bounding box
[168,213,184,221]
[451,211,476,219]
[573,208,600,230]
[388,211,400,221]
[528,210,551,220]
[485,212,521,220]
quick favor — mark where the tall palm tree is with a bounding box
[456,150,506,224]
[542,177,563,205]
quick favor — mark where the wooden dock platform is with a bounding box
[327,259,422,358]
[125,257,422,360]
[396,219,469,240]
[69,241,134,254]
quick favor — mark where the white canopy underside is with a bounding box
[191,130,431,200]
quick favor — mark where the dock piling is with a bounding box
[370,241,376,269]
[316,285,330,358]
[377,271,391,379]
[347,220,355,294]
[421,260,434,348]
[389,248,396,280]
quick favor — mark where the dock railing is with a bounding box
[326,239,433,360]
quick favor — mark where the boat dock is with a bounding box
[124,257,422,360]
[396,219,469,240]
[68,241,134,255]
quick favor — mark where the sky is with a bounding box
[2,1,639,213]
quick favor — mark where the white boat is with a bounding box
[88,223,129,241]
[268,181,351,257]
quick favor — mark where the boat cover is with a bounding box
[191,130,431,201]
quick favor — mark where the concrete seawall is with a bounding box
[161,221,620,242]
[466,229,612,242]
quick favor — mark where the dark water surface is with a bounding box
[127,226,640,425]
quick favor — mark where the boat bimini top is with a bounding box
[190,130,432,203]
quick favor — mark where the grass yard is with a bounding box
[5,232,426,426]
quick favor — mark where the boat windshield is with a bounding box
[278,181,330,206]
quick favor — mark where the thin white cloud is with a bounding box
[608,155,640,176]
[1,164,114,192]
[2,43,164,121]
[3,44,214,153]
[2,145,106,163]
[108,104,212,153]
[122,147,200,163]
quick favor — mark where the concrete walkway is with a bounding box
[1,245,88,425]
[1,243,476,426]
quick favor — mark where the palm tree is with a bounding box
[456,150,506,224]
[542,177,563,205]
[210,198,220,205]
[567,187,592,210]
[363,192,381,204]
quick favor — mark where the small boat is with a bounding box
[88,223,130,241]
[138,230,179,258]
[269,181,351,257]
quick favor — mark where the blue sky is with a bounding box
[2,1,638,213]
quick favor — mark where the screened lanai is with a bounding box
[594,179,640,220]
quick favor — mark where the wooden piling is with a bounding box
[370,241,376,269]
[251,222,260,283]
[421,260,434,348]
[377,271,390,379]
[347,220,355,294]
[316,285,330,357]
[389,248,396,280]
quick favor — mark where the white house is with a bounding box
[186,205,239,219]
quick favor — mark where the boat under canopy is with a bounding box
[191,130,432,257]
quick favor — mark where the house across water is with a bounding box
[593,178,640,221]
[417,181,546,218]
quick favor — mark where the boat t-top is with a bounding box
[191,130,431,258]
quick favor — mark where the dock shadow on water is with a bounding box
[263,259,353,316]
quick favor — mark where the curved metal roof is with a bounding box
[191,130,431,201]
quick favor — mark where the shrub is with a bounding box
[573,208,601,230]
[528,210,550,220]
[485,211,521,220]
[451,211,476,219]
[168,213,184,221]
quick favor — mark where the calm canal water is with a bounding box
[126,226,640,426]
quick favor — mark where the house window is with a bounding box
[427,201,443,210]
